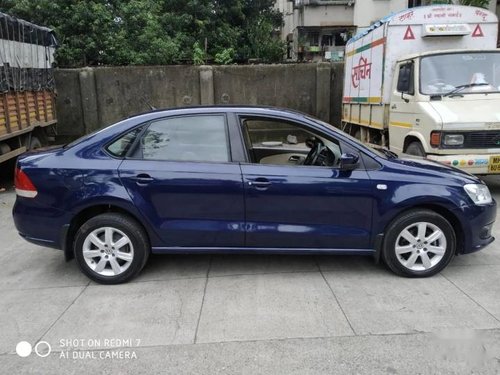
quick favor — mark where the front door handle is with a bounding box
[133,173,154,185]
[248,177,271,190]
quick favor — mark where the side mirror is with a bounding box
[397,62,414,103]
[340,152,359,171]
[397,68,411,92]
[397,63,412,92]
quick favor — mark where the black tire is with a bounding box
[29,136,42,150]
[74,213,150,284]
[405,141,426,157]
[382,209,456,278]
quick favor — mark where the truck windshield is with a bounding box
[420,52,500,96]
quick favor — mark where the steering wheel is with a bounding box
[303,139,325,166]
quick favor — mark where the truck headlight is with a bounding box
[464,184,492,205]
[443,134,464,146]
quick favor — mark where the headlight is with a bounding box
[464,184,492,205]
[443,134,464,146]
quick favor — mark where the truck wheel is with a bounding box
[0,142,11,155]
[354,130,361,140]
[29,136,42,150]
[405,141,425,157]
[382,209,456,277]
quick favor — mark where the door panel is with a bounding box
[241,164,374,249]
[389,61,418,154]
[117,114,245,248]
[119,160,245,247]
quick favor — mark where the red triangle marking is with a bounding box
[472,24,484,37]
[403,26,415,40]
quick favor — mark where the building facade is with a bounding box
[277,0,499,61]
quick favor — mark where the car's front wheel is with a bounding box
[382,209,456,277]
[74,213,149,284]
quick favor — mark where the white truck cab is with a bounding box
[342,5,500,174]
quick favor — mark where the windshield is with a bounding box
[420,52,500,96]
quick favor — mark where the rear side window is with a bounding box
[106,127,143,157]
[132,115,229,162]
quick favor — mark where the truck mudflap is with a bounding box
[426,154,494,174]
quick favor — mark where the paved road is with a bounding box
[1,177,500,374]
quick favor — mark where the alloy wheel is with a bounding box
[82,227,134,277]
[394,221,446,272]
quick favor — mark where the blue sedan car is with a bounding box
[13,106,496,283]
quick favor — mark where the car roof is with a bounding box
[129,105,310,120]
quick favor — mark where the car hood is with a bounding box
[384,156,480,185]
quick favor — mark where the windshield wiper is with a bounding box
[443,82,489,97]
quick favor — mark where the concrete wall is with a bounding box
[54,63,344,139]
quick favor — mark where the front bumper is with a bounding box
[453,200,497,254]
[427,154,495,174]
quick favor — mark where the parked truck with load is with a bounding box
[342,5,500,174]
[0,12,57,164]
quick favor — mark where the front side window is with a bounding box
[132,115,229,162]
[420,52,500,95]
[242,117,342,167]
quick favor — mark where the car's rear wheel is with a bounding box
[74,213,149,284]
[382,209,455,277]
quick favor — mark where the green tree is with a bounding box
[0,0,284,66]
[214,48,235,65]
[429,0,491,7]
[192,42,206,65]
[458,0,490,8]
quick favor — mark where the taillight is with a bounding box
[430,131,441,148]
[14,168,38,198]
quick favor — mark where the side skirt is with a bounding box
[151,247,376,256]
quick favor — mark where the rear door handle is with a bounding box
[133,173,154,184]
[248,177,271,190]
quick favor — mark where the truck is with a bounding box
[0,12,57,164]
[341,5,500,174]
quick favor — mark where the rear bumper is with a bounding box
[18,233,61,249]
[427,154,493,174]
[13,197,70,251]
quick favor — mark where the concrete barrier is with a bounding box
[54,63,344,139]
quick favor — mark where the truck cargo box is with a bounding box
[0,12,57,163]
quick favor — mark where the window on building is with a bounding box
[321,34,333,47]
[309,32,320,46]
[408,0,433,7]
